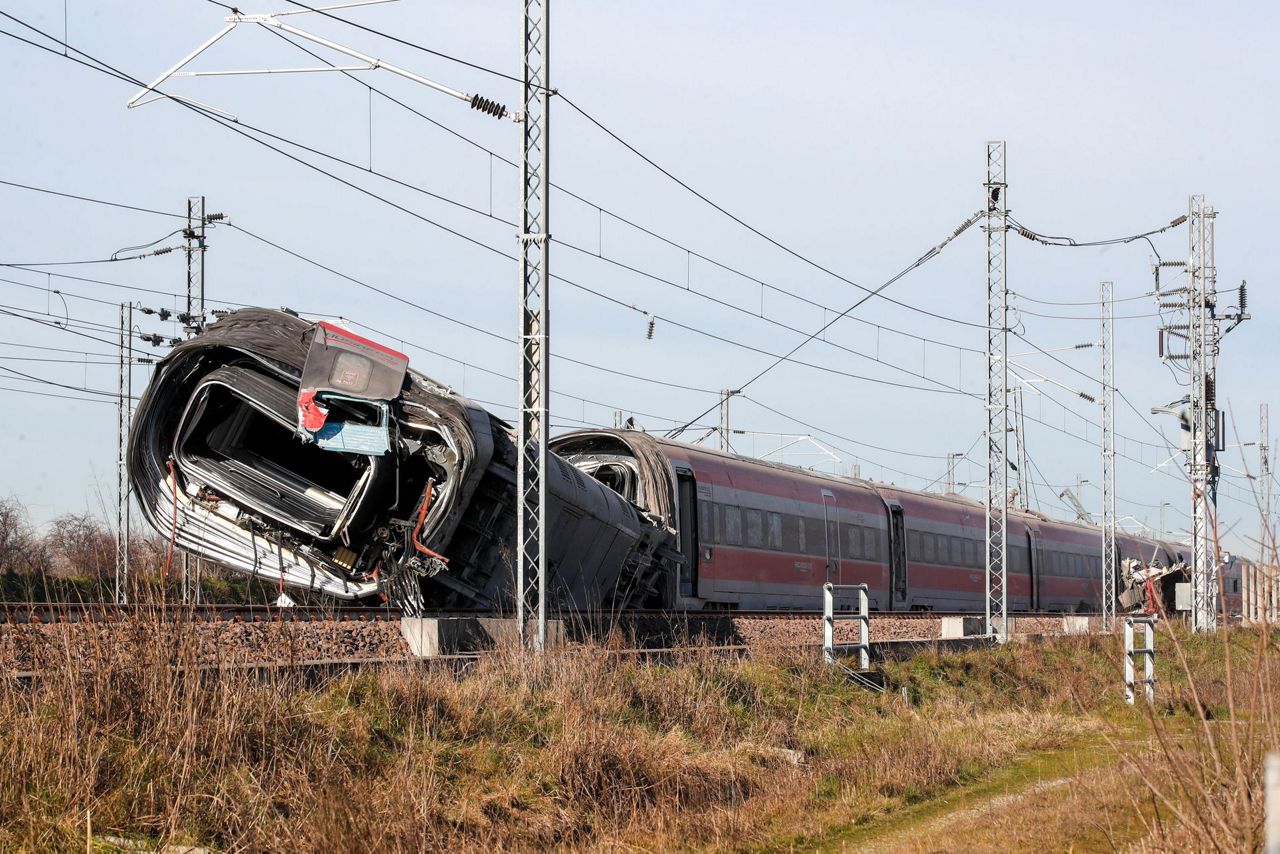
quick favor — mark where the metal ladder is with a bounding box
[822,582,883,692]
[1124,615,1156,704]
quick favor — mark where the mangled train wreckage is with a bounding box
[132,308,1243,619]
[129,308,678,613]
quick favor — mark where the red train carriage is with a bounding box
[553,429,1208,615]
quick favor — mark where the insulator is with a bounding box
[1073,342,1095,349]
[469,94,508,120]
[1169,214,1188,227]
[1158,260,1186,268]
[1016,227,1038,241]
[1159,301,1185,309]
[1239,281,1247,313]
[205,213,226,222]
[1206,376,1216,408]
[152,246,174,256]
[645,315,655,340]
[1079,392,1096,403]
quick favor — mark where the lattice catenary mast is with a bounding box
[516,0,552,650]
[115,302,133,605]
[1100,280,1117,631]
[1187,196,1219,632]
[984,141,1009,643]
[182,195,206,604]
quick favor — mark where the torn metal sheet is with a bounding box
[129,308,677,613]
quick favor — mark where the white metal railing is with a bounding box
[823,582,870,671]
[1124,615,1156,704]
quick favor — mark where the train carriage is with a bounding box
[553,428,1219,616]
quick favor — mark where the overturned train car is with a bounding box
[128,309,676,612]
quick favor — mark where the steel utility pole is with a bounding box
[984,140,1010,643]
[1100,281,1117,631]
[182,196,206,604]
[719,389,740,453]
[115,302,133,605]
[516,0,551,651]
[1187,196,1219,632]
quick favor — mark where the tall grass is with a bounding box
[0,616,1269,851]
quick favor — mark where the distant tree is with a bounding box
[45,513,115,581]
[0,496,47,576]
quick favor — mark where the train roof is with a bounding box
[553,428,1184,553]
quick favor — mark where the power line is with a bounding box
[241,27,992,364]
[0,363,137,400]
[0,177,186,219]
[665,210,984,436]
[257,16,988,348]
[0,382,115,405]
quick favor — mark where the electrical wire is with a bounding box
[0,382,115,405]
[0,178,186,219]
[0,363,137,400]
[666,210,984,437]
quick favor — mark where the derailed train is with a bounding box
[131,308,1243,617]
[129,309,676,613]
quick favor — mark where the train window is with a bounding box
[923,534,936,564]
[744,509,763,548]
[794,514,806,553]
[713,503,724,544]
[805,518,825,556]
[964,539,977,568]
[724,505,742,545]
[767,512,783,550]
[908,531,923,561]
[948,536,961,565]
[864,528,880,562]
[699,501,713,546]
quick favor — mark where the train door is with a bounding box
[887,501,908,610]
[820,489,842,585]
[675,465,699,599]
[1026,524,1041,611]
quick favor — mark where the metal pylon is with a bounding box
[984,141,1009,643]
[1188,195,1218,633]
[115,302,132,605]
[1100,281,1117,630]
[516,0,551,650]
[183,195,206,604]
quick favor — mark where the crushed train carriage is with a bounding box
[128,308,678,612]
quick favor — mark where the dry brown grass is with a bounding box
[0,618,1268,852]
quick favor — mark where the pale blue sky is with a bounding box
[0,1,1275,555]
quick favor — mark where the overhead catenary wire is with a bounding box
[0,178,187,219]
[259,20,987,352]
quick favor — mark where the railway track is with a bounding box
[0,602,401,624]
[0,602,1099,624]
